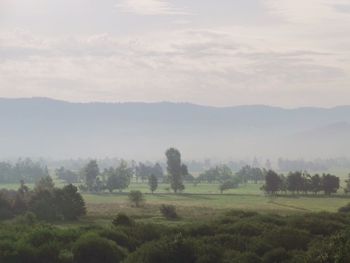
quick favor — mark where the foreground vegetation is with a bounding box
[2,210,350,263]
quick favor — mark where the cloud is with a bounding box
[264,0,350,27]
[115,0,188,15]
[0,27,349,107]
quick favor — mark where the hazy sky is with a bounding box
[1,0,350,107]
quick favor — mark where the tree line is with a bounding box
[76,148,189,194]
[262,170,341,195]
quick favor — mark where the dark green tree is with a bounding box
[55,184,86,220]
[148,174,158,194]
[73,234,126,263]
[322,174,340,195]
[310,174,322,195]
[166,148,184,193]
[286,172,304,194]
[262,170,282,195]
[219,178,239,194]
[81,160,99,192]
[128,190,144,207]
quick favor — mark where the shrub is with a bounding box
[0,194,14,220]
[224,222,263,237]
[113,213,135,227]
[125,236,196,263]
[73,233,126,263]
[160,204,178,220]
[29,190,58,221]
[236,252,262,263]
[128,191,144,207]
[265,227,311,251]
[98,229,132,250]
[339,203,350,213]
[262,248,289,263]
[15,212,38,225]
[0,240,17,263]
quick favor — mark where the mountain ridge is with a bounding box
[1,97,349,111]
[0,97,349,160]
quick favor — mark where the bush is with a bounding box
[265,227,311,251]
[236,252,262,263]
[15,212,38,225]
[262,248,289,263]
[160,204,178,220]
[98,229,132,250]
[128,191,144,207]
[112,213,135,227]
[0,195,14,220]
[339,203,350,213]
[73,233,126,263]
[29,190,59,221]
[125,236,196,263]
[224,222,263,237]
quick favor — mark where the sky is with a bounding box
[0,0,350,107]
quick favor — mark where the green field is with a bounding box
[2,181,350,226]
[79,182,350,225]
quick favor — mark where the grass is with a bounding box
[81,182,350,226]
[2,181,350,226]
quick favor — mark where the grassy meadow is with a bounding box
[2,175,350,226]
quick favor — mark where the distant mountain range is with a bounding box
[0,98,349,160]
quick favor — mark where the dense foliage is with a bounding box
[166,148,187,193]
[1,210,350,262]
[0,178,86,221]
[262,171,340,195]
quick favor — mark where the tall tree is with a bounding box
[310,174,322,195]
[148,174,158,194]
[82,160,99,192]
[263,170,282,195]
[322,174,340,195]
[166,148,184,193]
[287,172,304,194]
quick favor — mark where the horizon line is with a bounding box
[0,96,349,110]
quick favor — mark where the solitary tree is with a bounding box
[219,178,239,194]
[166,148,184,193]
[148,174,158,194]
[128,190,144,207]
